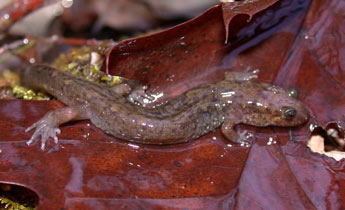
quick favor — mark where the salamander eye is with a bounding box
[282,107,296,120]
[288,89,298,99]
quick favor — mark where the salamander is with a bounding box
[21,64,309,150]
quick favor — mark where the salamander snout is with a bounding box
[279,101,309,126]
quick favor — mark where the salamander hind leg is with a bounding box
[225,66,259,82]
[25,107,88,150]
[110,83,132,95]
[110,82,154,106]
[127,85,154,106]
[221,119,253,146]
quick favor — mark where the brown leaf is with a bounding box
[0,0,345,209]
[221,0,279,43]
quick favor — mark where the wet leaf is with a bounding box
[0,0,344,209]
[0,0,49,32]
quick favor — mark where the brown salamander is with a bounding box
[21,65,309,150]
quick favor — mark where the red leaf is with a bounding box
[1,0,344,209]
[0,0,48,32]
[222,0,279,43]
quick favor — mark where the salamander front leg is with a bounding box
[111,83,154,105]
[225,66,259,82]
[25,107,87,150]
[221,120,253,145]
[128,85,154,105]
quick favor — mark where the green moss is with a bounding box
[0,197,35,210]
[0,40,131,100]
[51,40,125,87]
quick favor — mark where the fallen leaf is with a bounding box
[0,0,344,209]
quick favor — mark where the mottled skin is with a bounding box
[21,65,309,150]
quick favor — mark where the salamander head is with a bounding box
[222,83,310,128]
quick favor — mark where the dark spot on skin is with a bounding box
[210,97,219,103]
[260,92,268,100]
[193,96,199,102]
[202,112,211,119]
